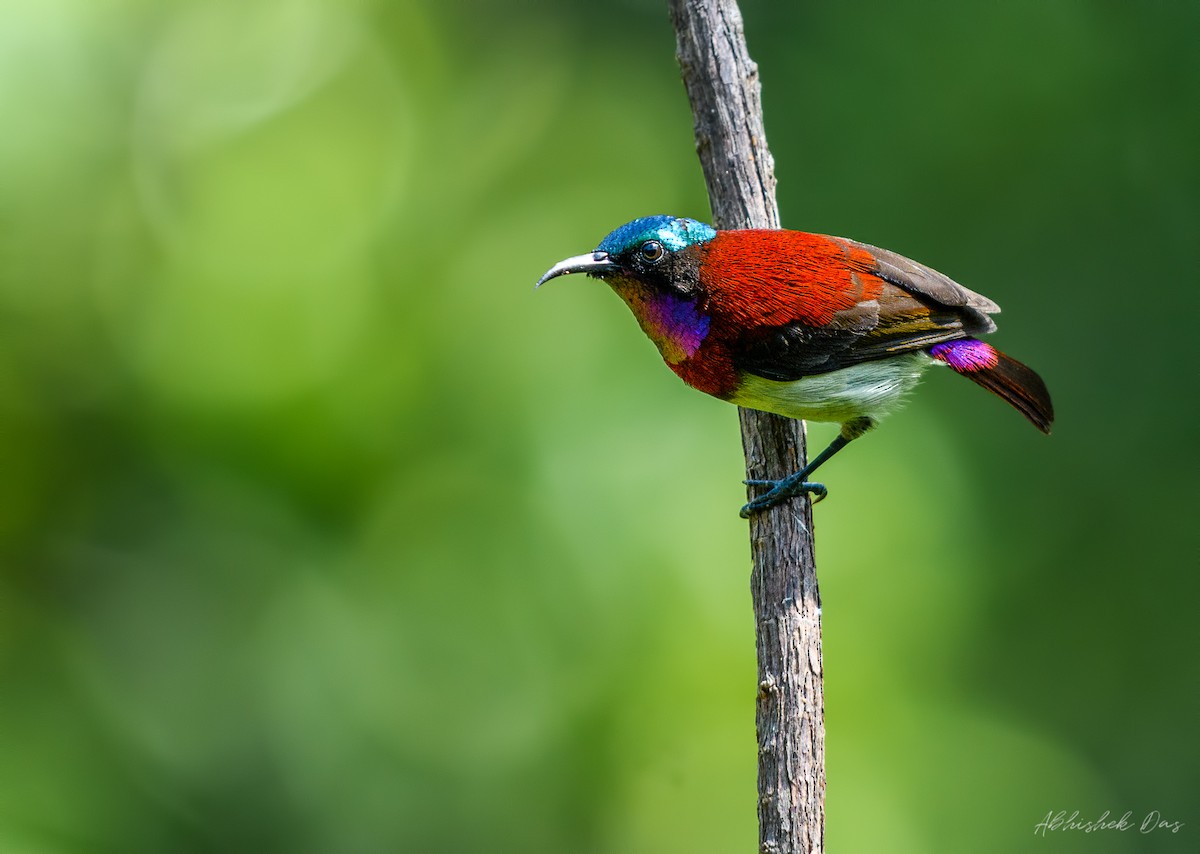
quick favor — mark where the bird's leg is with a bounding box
[740,417,873,517]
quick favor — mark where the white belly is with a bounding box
[730,353,934,424]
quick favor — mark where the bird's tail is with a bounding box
[930,339,1054,434]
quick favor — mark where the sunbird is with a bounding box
[537,216,1053,517]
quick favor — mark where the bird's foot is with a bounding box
[740,476,828,518]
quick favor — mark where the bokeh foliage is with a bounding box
[0,0,1195,851]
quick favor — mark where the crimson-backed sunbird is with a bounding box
[537,216,1053,517]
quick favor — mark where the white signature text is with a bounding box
[1035,810,1184,837]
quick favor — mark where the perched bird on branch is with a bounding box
[537,215,1053,517]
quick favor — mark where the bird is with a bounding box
[536,215,1053,517]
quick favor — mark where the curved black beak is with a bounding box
[535,251,617,288]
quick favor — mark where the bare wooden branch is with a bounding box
[666,1,826,851]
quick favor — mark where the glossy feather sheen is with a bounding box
[611,277,711,365]
[598,216,716,255]
[930,339,999,372]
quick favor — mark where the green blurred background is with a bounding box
[1,0,1196,851]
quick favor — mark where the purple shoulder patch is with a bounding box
[930,339,999,372]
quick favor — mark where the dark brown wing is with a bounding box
[849,238,1001,316]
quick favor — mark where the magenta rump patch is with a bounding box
[930,339,999,372]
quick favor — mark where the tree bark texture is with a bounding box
[666,1,826,852]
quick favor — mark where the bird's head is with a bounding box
[536,216,719,364]
[536,215,717,294]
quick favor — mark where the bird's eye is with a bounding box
[639,240,665,263]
